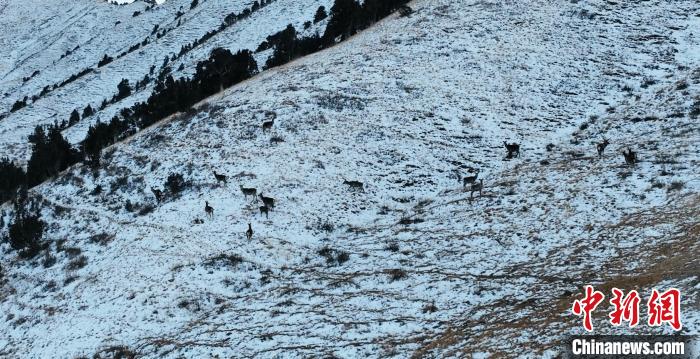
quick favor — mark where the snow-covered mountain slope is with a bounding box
[1,0,699,357]
[0,0,332,163]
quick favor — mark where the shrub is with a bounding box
[10,98,28,112]
[66,255,88,271]
[165,173,187,196]
[388,268,407,281]
[98,54,113,67]
[317,246,350,266]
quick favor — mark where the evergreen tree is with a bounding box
[323,0,362,44]
[314,6,328,23]
[116,79,132,100]
[26,125,79,187]
[8,194,45,258]
[83,104,94,118]
[69,109,80,126]
[0,158,25,204]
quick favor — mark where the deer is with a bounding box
[504,141,520,159]
[622,148,637,166]
[151,187,163,203]
[259,193,275,210]
[259,205,269,219]
[262,118,274,132]
[462,170,479,188]
[596,138,610,157]
[213,171,227,185]
[343,179,365,192]
[204,201,214,219]
[246,223,254,240]
[470,179,483,200]
[239,185,257,201]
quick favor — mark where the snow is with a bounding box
[1,0,699,357]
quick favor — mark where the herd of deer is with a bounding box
[149,123,638,237]
[457,138,638,201]
[197,171,276,240]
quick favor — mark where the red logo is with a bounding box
[609,288,640,327]
[572,285,605,332]
[647,288,682,330]
[572,286,682,331]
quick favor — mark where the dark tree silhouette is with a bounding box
[26,124,80,187]
[0,158,25,204]
[69,109,80,126]
[314,6,328,23]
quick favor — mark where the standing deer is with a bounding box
[622,148,637,166]
[239,185,257,201]
[462,170,479,188]
[246,223,254,240]
[596,138,610,157]
[504,142,520,159]
[151,187,163,203]
[262,118,274,132]
[262,111,276,132]
[343,179,365,192]
[259,193,275,210]
[213,171,227,185]
[470,179,484,200]
[259,205,269,219]
[204,201,214,219]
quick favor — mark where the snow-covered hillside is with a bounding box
[0,0,332,162]
[1,0,699,357]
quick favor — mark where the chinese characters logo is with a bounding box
[571,286,682,332]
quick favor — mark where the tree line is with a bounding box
[1,0,411,259]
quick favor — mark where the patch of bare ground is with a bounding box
[411,195,699,358]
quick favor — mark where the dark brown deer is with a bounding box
[343,179,364,192]
[204,201,214,219]
[470,179,483,200]
[151,187,163,203]
[246,223,253,240]
[259,205,269,219]
[213,171,227,185]
[239,185,257,201]
[262,118,274,132]
[504,141,520,159]
[622,148,637,166]
[462,170,479,188]
[259,193,275,210]
[596,138,610,157]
